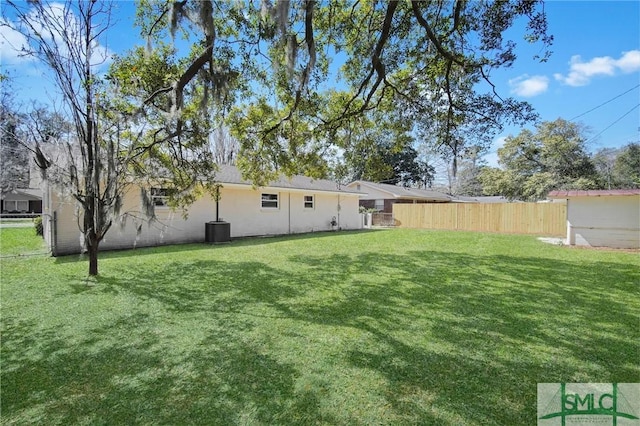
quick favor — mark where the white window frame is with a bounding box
[374,199,384,211]
[261,193,279,209]
[150,187,170,208]
[304,195,314,209]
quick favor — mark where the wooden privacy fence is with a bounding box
[393,202,567,236]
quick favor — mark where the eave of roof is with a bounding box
[547,189,640,198]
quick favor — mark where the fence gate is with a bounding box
[371,212,396,227]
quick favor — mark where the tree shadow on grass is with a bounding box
[95,248,639,423]
[1,315,334,425]
[4,246,639,425]
[96,259,301,314]
[280,250,640,424]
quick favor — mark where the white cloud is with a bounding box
[616,50,640,73]
[554,50,640,86]
[0,19,35,65]
[509,75,549,97]
[1,4,112,71]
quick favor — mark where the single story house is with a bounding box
[547,189,640,249]
[1,188,43,215]
[345,180,451,213]
[43,165,364,256]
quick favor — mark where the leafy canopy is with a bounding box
[479,119,599,201]
[131,0,552,184]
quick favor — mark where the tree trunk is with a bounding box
[88,238,99,276]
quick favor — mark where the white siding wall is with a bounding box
[49,184,362,255]
[567,195,640,249]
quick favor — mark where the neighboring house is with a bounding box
[547,189,640,249]
[0,188,43,215]
[43,165,364,256]
[450,195,515,203]
[345,180,451,213]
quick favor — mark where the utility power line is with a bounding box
[585,103,640,145]
[570,84,640,121]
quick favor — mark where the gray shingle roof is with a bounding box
[2,188,43,200]
[450,195,513,203]
[216,165,361,194]
[352,180,451,202]
[548,189,640,198]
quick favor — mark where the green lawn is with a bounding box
[1,228,638,425]
[0,226,46,256]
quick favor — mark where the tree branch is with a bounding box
[411,0,466,68]
[333,1,399,122]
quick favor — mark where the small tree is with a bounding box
[4,1,218,276]
[592,143,640,189]
[3,0,121,275]
[592,147,619,189]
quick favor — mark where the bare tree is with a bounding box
[3,0,118,275]
[4,1,221,275]
[0,80,29,193]
[210,126,238,165]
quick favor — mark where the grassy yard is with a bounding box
[1,228,638,425]
[0,226,46,256]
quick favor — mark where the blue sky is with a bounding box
[2,1,639,169]
[484,1,640,165]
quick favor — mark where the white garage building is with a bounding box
[547,189,640,249]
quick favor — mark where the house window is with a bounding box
[261,193,279,209]
[151,187,170,207]
[304,195,314,209]
[374,199,384,211]
[3,200,28,212]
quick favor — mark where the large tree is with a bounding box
[479,118,599,200]
[133,0,551,183]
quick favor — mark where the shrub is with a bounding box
[34,216,43,237]
[359,206,377,214]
